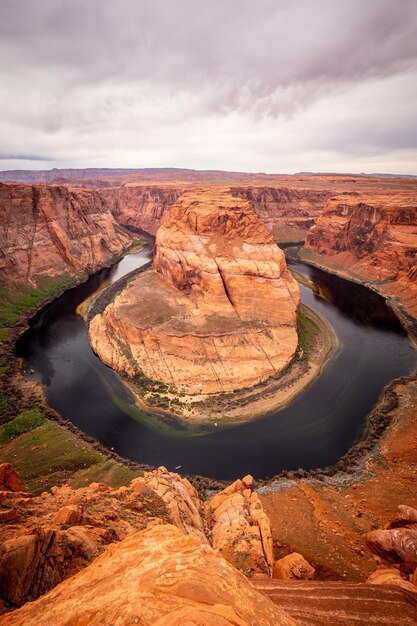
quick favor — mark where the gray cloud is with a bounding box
[0,0,416,172]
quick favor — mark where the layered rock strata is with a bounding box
[0,466,275,613]
[0,466,201,611]
[231,186,332,242]
[99,184,184,235]
[0,524,299,626]
[89,188,300,395]
[0,182,131,286]
[305,192,417,317]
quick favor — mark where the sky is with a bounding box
[1,0,417,174]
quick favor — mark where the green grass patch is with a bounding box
[0,420,102,494]
[0,407,45,444]
[0,273,77,331]
[128,238,146,253]
[0,394,9,414]
[68,459,143,490]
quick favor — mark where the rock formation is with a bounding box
[205,474,274,576]
[231,186,332,242]
[130,466,207,542]
[366,567,417,593]
[0,182,131,287]
[364,504,417,575]
[0,463,21,492]
[89,188,299,396]
[99,184,183,235]
[272,552,315,580]
[305,192,417,317]
[0,465,205,612]
[252,578,417,625]
[0,524,299,626]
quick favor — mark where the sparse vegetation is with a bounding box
[0,407,45,444]
[0,272,151,496]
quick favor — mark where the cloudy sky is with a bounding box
[1,0,417,174]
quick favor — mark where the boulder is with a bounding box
[273,552,315,580]
[0,464,22,492]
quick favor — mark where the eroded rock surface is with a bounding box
[273,552,315,580]
[0,463,22,492]
[131,466,207,542]
[205,474,274,577]
[0,182,131,286]
[231,186,331,242]
[0,466,208,612]
[99,184,183,235]
[0,524,299,626]
[305,192,417,317]
[89,188,299,395]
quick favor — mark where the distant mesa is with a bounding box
[89,188,300,398]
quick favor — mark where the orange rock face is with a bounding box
[0,182,131,287]
[89,188,299,396]
[131,466,207,542]
[0,463,22,492]
[305,192,417,317]
[0,465,207,612]
[0,524,300,626]
[205,474,274,577]
[273,552,315,580]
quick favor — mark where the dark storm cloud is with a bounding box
[0,0,416,172]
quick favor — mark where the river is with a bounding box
[15,247,417,480]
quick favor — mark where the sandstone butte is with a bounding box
[0,182,131,287]
[88,188,300,395]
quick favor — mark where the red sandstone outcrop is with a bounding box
[366,566,417,593]
[131,466,207,542]
[0,182,131,287]
[99,184,184,235]
[365,527,417,567]
[231,186,331,242]
[89,188,299,396]
[305,192,417,317]
[205,474,274,577]
[0,465,208,612]
[273,552,315,580]
[0,463,22,492]
[0,524,299,626]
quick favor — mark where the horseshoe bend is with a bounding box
[2,1,417,620]
[88,188,302,418]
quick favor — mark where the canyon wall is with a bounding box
[231,186,332,242]
[305,192,417,317]
[0,183,132,287]
[89,188,300,396]
[98,183,332,242]
[98,184,184,235]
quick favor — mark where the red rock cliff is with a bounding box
[0,182,131,287]
[98,184,183,235]
[231,186,332,242]
[305,192,417,317]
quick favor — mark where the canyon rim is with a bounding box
[1,1,417,624]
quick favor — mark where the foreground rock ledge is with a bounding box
[89,188,300,396]
[0,524,299,626]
